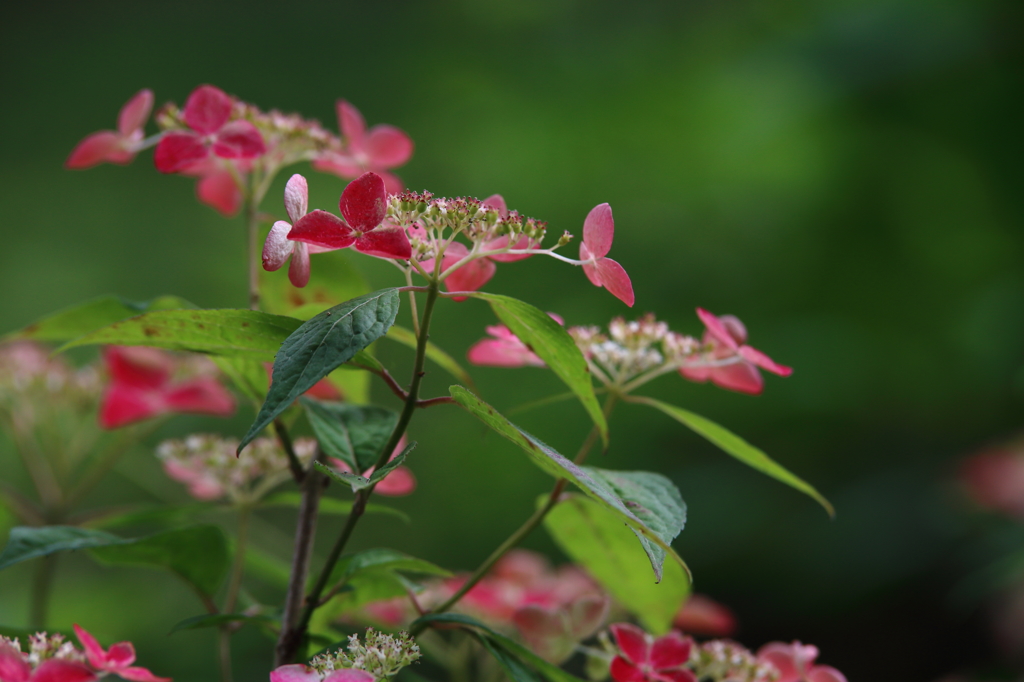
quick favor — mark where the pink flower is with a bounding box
[679,308,792,395]
[287,172,411,262]
[153,85,265,174]
[262,174,336,287]
[329,436,416,496]
[513,593,609,663]
[756,642,846,682]
[270,665,374,682]
[467,314,563,368]
[579,203,634,307]
[0,640,96,682]
[66,89,154,169]
[313,99,414,194]
[608,623,696,682]
[99,346,236,429]
[672,594,737,638]
[181,158,244,217]
[73,625,170,682]
[480,195,541,263]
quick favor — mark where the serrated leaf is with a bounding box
[543,494,690,634]
[3,295,195,342]
[449,386,685,581]
[410,613,586,682]
[0,526,125,570]
[262,492,409,523]
[628,395,833,516]
[169,613,277,635]
[239,289,400,452]
[300,398,399,472]
[386,325,476,390]
[466,293,605,443]
[314,461,372,492]
[89,525,230,597]
[369,441,415,485]
[59,309,302,360]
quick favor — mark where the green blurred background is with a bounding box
[3,0,1023,680]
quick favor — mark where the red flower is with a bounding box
[73,625,170,682]
[99,347,236,429]
[0,641,95,682]
[262,174,337,287]
[679,308,792,395]
[579,204,634,307]
[313,99,413,194]
[153,85,265,174]
[671,594,737,638]
[756,641,846,682]
[609,623,696,682]
[287,172,411,260]
[66,89,154,169]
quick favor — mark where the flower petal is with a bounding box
[288,242,311,288]
[114,666,172,682]
[594,258,634,307]
[376,170,405,195]
[154,132,208,173]
[609,656,647,682]
[807,666,847,682]
[340,172,388,231]
[183,84,232,135]
[695,309,739,350]
[196,170,242,216]
[567,594,610,640]
[0,641,31,682]
[672,594,736,637]
[118,89,154,137]
[649,632,691,670]
[323,670,375,682]
[482,194,508,217]
[104,642,137,669]
[709,362,763,395]
[467,339,542,368]
[651,670,697,682]
[283,174,309,224]
[163,379,236,418]
[312,152,364,179]
[269,665,320,682]
[609,623,650,666]
[99,385,165,429]
[513,605,575,664]
[365,125,413,167]
[373,465,416,496]
[31,659,97,682]
[355,225,412,260]
[65,131,124,169]
[212,121,266,159]
[737,345,792,377]
[288,210,355,249]
[582,203,614,258]
[580,243,603,287]
[73,624,109,669]
[336,100,366,149]
[717,315,748,344]
[445,257,496,296]
[263,221,295,271]
[104,346,171,389]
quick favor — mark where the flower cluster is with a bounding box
[156,434,315,503]
[67,85,412,217]
[271,629,420,682]
[0,626,168,682]
[689,639,778,682]
[469,311,791,396]
[754,642,845,682]
[0,341,101,429]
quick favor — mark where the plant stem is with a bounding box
[274,419,306,484]
[217,505,251,682]
[278,283,441,663]
[246,193,260,311]
[411,393,619,635]
[29,555,57,629]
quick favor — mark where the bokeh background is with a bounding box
[2,0,1023,680]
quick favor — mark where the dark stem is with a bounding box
[274,419,306,483]
[29,555,57,629]
[246,184,260,311]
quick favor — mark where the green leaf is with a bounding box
[543,494,690,634]
[369,441,415,485]
[90,525,230,597]
[628,395,833,516]
[211,356,270,406]
[3,295,195,342]
[260,251,369,321]
[314,461,372,492]
[410,613,586,682]
[0,526,125,570]
[300,398,399,472]
[262,492,410,523]
[239,289,400,452]
[467,293,605,443]
[169,613,277,635]
[59,309,302,360]
[449,386,686,581]
[386,325,476,391]
[331,548,451,584]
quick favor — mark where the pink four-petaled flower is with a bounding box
[262,174,335,287]
[679,308,792,395]
[0,641,95,682]
[66,89,154,169]
[270,665,374,682]
[153,85,266,174]
[329,435,417,497]
[579,203,634,307]
[286,172,411,261]
[756,641,847,682]
[73,625,170,682]
[99,346,236,429]
[608,623,696,682]
[313,99,414,195]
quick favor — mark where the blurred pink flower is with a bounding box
[756,641,846,682]
[960,447,1024,520]
[73,625,170,682]
[579,203,634,307]
[99,346,235,429]
[679,308,792,395]
[672,594,737,638]
[480,195,541,262]
[153,85,265,174]
[467,314,563,368]
[313,100,413,195]
[0,640,95,682]
[608,623,696,682]
[270,665,373,682]
[66,89,154,169]
[287,172,411,261]
[329,436,416,496]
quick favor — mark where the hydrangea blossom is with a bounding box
[262,174,335,287]
[608,623,696,682]
[99,346,235,429]
[756,642,846,682]
[271,629,420,682]
[73,625,170,682]
[313,100,414,195]
[0,628,169,682]
[579,203,634,307]
[66,89,154,169]
[680,309,792,395]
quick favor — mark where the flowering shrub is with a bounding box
[0,83,843,682]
